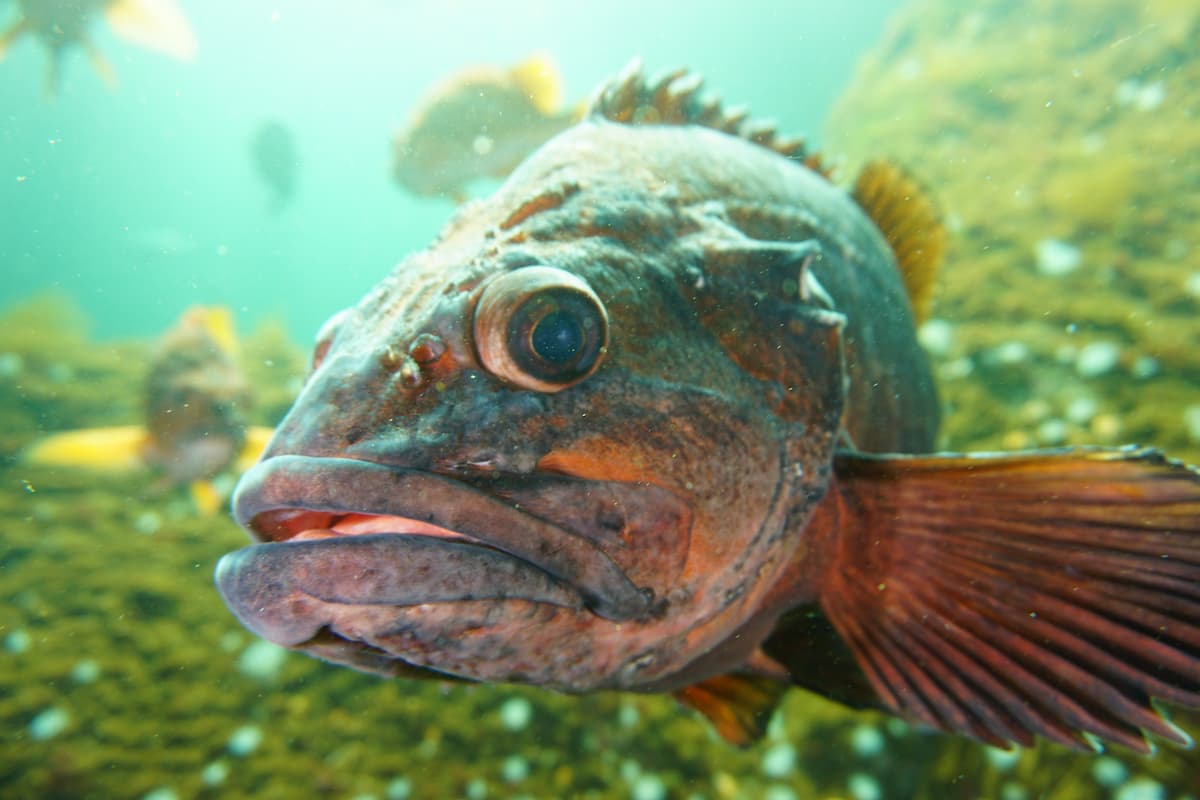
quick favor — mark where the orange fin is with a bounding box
[673,672,789,746]
[851,160,945,325]
[818,447,1200,753]
[23,426,149,471]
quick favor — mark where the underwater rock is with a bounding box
[828,0,1200,468]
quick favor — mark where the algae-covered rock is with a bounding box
[828,0,1200,467]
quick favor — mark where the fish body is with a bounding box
[392,53,581,202]
[0,0,195,95]
[25,306,271,513]
[217,64,1200,752]
[250,120,300,211]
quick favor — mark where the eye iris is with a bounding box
[531,310,584,364]
[473,265,608,392]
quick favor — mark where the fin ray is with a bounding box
[851,160,946,324]
[672,672,789,747]
[817,447,1200,751]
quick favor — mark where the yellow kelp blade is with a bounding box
[234,426,275,473]
[188,479,223,516]
[0,18,29,62]
[508,52,564,115]
[24,425,149,471]
[104,0,197,61]
[193,306,239,359]
[83,39,118,88]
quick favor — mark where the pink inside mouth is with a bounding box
[253,509,475,544]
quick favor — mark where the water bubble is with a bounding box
[1000,782,1029,800]
[761,742,796,778]
[1075,341,1121,377]
[227,724,263,757]
[498,696,533,731]
[1064,396,1098,425]
[29,706,70,740]
[630,774,667,800]
[764,786,798,800]
[385,777,412,800]
[848,772,882,800]
[201,761,229,787]
[0,352,23,378]
[1114,777,1164,800]
[70,659,101,684]
[5,629,31,654]
[133,511,162,535]
[501,755,529,783]
[1092,756,1128,788]
[851,724,885,757]
[1185,406,1200,443]
[1036,419,1069,445]
[238,640,288,682]
[985,746,1021,771]
[1130,356,1159,380]
[917,319,955,355]
[1034,238,1081,276]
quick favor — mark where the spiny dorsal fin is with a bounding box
[852,160,946,324]
[587,58,827,175]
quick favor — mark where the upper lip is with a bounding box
[231,454,652,621]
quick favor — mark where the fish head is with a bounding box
[217,121,850,691]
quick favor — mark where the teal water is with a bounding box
[0,0,901,342]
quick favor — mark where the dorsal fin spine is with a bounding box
[587,58,822,170]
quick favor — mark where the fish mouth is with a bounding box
[215,455,653,648]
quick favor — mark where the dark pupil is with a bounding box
[531,310,584,364]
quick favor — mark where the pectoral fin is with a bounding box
[24,425,149,471]
[673,672,790,747]
[816,447,1200,753]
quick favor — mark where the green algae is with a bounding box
[827,0,1200,473]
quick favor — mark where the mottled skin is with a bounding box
[218,118,936,694]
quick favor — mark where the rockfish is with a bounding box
[216,62,1200,752]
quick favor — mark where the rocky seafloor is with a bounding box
[4,0,1200,796]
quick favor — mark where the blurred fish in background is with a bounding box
[24,305,273,514]
[0,0,196,95]
[250,120,300,212]
[392,52,583,202]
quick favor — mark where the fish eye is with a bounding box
[474,266,608,392]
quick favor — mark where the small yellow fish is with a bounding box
[0,0,196,95]
[392,53,582,202]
